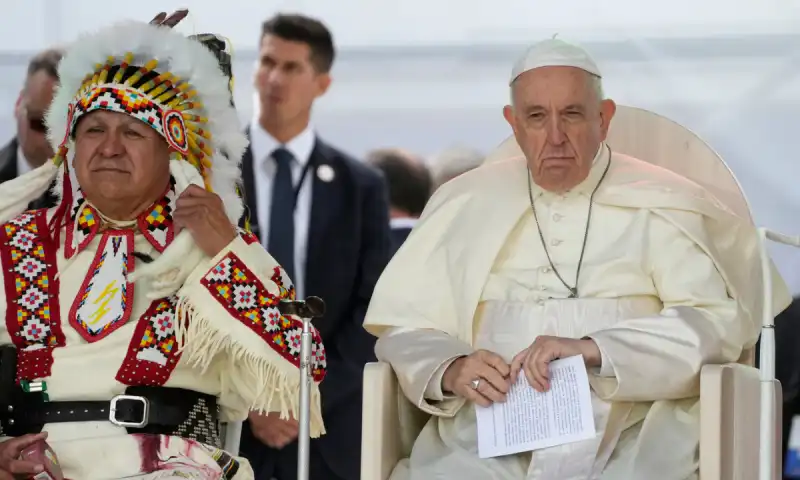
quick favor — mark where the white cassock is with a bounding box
[364,144,791,480]
[0,183,327,479]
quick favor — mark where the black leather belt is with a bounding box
[0,385,219,438]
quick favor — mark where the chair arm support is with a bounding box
[361,361,431,480]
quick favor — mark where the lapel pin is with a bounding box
[317,164,335,183]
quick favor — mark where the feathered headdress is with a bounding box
[0,21,248,296]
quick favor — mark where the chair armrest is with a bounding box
[222,421,242,456]
[361,361,431,480]
[699,363,782,480]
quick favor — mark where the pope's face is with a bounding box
[503,66,616,192]
[73,110,171,220]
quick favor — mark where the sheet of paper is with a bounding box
[475,354,596,459]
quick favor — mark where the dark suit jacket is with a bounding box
[0,138,17,184]
[390,225,413,257]
[238,135,391,480]
[770,296,800,477]
[0,138,58,210]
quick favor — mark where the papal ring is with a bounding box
[471,379,480,390]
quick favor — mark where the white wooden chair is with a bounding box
[360,106,788,480]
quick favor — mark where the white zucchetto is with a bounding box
[510,38,602,85]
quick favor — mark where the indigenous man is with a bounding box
[364,38,790,479]
[0,16,326,479]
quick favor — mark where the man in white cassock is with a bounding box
[363,39,791,479]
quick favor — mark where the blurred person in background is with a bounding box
[366,148,432,255]
[429,144,484,189]
[239,13,391,480]
[0,48,63,209]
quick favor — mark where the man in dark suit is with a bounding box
[366,148,432,255]
[238,13,391,480]
[0,48,63,209]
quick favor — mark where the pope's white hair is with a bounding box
[46,20,248,223]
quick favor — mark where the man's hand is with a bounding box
[0,432,48,479]
[149,10,189,28]
[249,412,299,450]
[510,336,601,392]
[441,350,511,408]
[174,185,237,257]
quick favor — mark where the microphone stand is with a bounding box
[278,296,326,480]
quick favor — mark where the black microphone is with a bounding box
[278,296,326,319]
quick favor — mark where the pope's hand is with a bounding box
[510,336,601,392]
[174,185,237,258]
[441,350,511,408]
[0,432,48,479]
[248,412,299,450]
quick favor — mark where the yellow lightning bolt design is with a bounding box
[87,280,119,325]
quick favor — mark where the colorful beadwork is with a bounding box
[138,180,177,253]
[0,211,65,382]
[68,230,135,342]
[163,109,189,155]
[116,296,182,386]
[0,187,314,387]
[200,253,327,382]
[72,86,166,137]
[238,229,259,246]
[65,199,99,260]
[67,180,176,258]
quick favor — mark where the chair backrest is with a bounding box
[606,106,752,223]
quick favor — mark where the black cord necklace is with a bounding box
[526,145,612,298]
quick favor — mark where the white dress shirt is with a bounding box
[389,217,418,230]
[249,121,315,298]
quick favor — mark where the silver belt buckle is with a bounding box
[109,394,149,428]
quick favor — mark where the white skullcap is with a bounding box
[510,38,601,85]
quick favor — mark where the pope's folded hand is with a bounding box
[442,350,512,407]
[510,336,601,392]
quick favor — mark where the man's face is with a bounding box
[73,111,171,218]
[15,71,58,167]
[503,66,616,192]
[254,34,330,125]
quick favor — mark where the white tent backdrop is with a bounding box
[0,1,798,292]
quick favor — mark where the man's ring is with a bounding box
[471,379,480,390]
